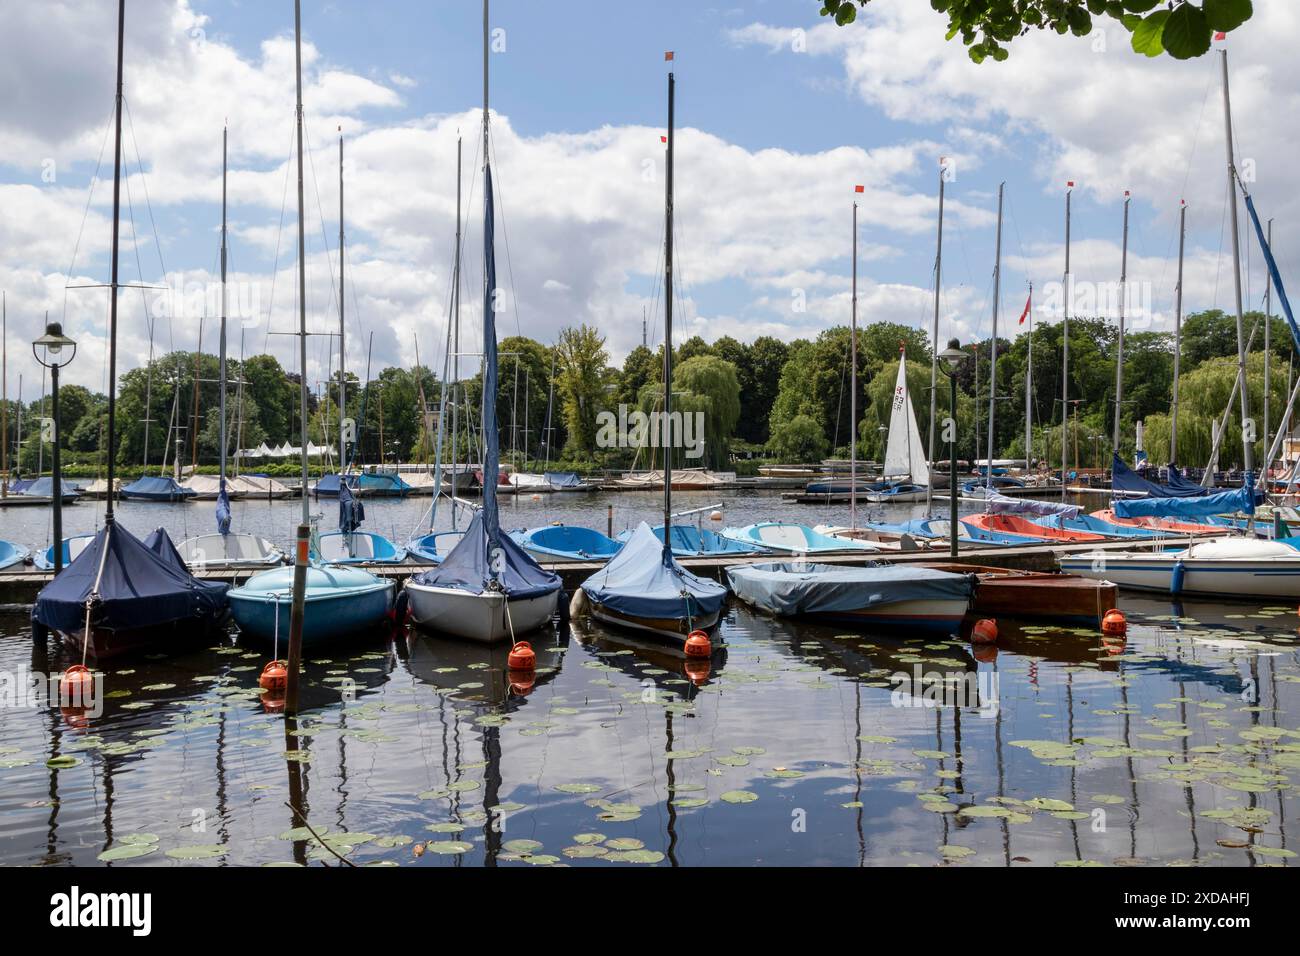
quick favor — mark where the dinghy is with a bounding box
[32,523,229,659]
[34,532,98,571]
[727,562,974,635]
[1057,537,1300,600]
[183,474,246,500]
[722,521,880,554]
[1089,508,1221,535]
[617,524,769,557]
[404,69,561,644]
[19,477,81,502]
[0,540,29,570]
[511,524,622,563]
[866,353,930,504]
[961,512,1108,544]
[574,72,728,646]
[229,564,396,647]
[579,522,728,640]
[316,481,406,565]
[120,475,195,501]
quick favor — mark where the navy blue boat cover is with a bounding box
[545,472,582,488]
[581,522,727,623]
[122,476,193,498]
[1112,454,1208,498]
[409,511,560,600]
[984,492,1081,518]
[216,479,232,534]
[313,473,356,495]
[339,481,365,533]
[144,527,190,572]
[1115,477,1258,519]
[35,522,228,633]
[23,477,80,498]
[726,562,973,617]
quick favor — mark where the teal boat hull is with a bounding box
[228,565,395,646]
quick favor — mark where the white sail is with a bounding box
[881,356,930,486]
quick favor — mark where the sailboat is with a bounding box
[863,350,929,503]
[313,130,407,566]
[32,0,230,660]
[227,0,395,646]
[404,0,562,644]
[177,126,283,570]
[574,65,729,644]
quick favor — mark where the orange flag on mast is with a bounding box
[1018,290,1032,325]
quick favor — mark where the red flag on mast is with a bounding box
[1018,290,1032,326]
[854,184,864,193]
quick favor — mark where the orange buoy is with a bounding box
[971,643,999,664]
[508,671,536,696]
[531,494,541,501]
[259,660,288,692]
[684,629,711,658]
[684,658,711,685]
[60,665,95,705]
[507,640,536,671]
[1101,608,1127,636]
[709,511,723,522]
[971,619,998,644]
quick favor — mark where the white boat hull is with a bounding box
[405,582,558,643]
[176,533,284,569]
[1058,538,1300,599]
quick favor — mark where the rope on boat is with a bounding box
[81,522,114,667]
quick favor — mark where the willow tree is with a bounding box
[671,355,742,470]
[555,324,611,457]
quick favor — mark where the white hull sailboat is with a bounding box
[406,583,557,644]
[866,353,930,504]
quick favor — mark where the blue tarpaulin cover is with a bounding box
[726,562,973,618]
[1115,480,1258,519]
[581,522,727,622]
[1112,454,1209,498]
[313,473,357,496]
[21,477,81,498]
[121,476,194,499]
[34,522,228,634]
[544,472,582,488]
[357,473,411,495]
[409,511,560,600]
[339,481,365,533]
[144,527,191,572]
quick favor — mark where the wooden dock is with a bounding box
[0,536,1181,607]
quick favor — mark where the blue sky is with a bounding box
[1,0,1296,394]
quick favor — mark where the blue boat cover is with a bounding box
[313,473,356,496]
[409,511,560,600]
[1244,193,1299,351]
[480,163,503,566]
[339,481,365,533]
[8,477,34,493]
[143,527,190,572]
[984,492,1080,518]
[216,479,232,534]
[1115,479,1257,519]
[726,562,973,617]
[1112,454,1208,498]
[357,473,411,495]
[544,471,582,488]
[22,477,80,498]
[513,524,621,559]
[122,476,193,499]
[581,522,727,623]
[34,522,228,634]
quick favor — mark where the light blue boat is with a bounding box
[34,533,99,570]
[0,540,29,570]
[616,524,769,556]
[510,524,623,563]
[1033,512,1170,539]
[863,517,990,546]
[955,519,1043,546]
[721,522,879,554]
[406,530,467,565]
[315,530,408,565]
[227,565,395,647]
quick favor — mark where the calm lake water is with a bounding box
[0,489,1297,866]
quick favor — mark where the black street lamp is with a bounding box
[939,339,968,560]
[33,323,77,575]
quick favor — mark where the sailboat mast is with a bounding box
[294,0,309,524]
[105,0,126,525]
[480,0,502,557]
[451,135,461,527]
[2,291,7,497]
[1221,49,1253,477]
[926,161,945,515]
[1112,191,1130,455]
[850,198,857,530]
[662,68,675,556]
[219,124,228,488]
[338,130,346,475]
[1024,282,1032,472]
[1060,183,1071,502]
[1171,200,1186,463]
[985,183,1004,494]
[1264,217,1273,463]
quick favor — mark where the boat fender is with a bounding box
[556,591,571,625]
[684,630,712,657]
[30,609,48,645]
[971,619,998,644]
[393,588,410,624]
[507,640,537,671]
[569,587,589,619]
[1101,608,1127,636]
[1170,560,1185,597]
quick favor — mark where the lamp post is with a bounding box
[939,339,968,559]
[33,323,77,575]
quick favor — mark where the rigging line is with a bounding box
[301,121,341,329]
[486,128,524,338]
[62,95,118,323]
[262,121,298,357]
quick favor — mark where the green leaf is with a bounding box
[1123,0,1161,12]
[1131,10,1170,57]
[1203,0,1252,32]
[1162,3,1212,59]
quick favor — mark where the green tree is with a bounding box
[669,354,742,469]
[555,324,612,456]
[768,414,829,463]
[819,1,1253,61]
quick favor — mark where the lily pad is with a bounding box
[720,790,758,804]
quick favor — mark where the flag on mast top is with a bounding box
[664,51,674,60]
[854,184,864,193]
